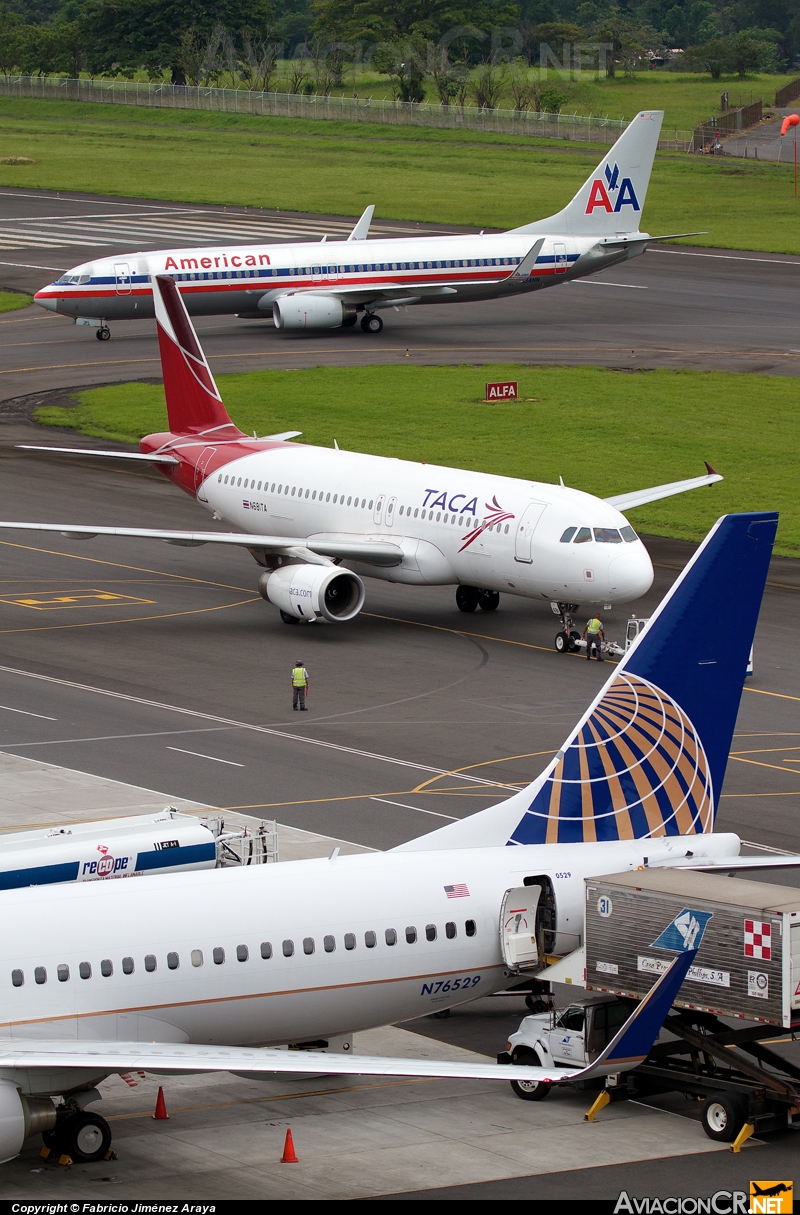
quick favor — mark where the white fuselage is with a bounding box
[0,834,740,1082]
[34,230,635,322]
[193,442,653,606]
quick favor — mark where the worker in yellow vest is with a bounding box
[291,660,309,711]
[583,615,605,662]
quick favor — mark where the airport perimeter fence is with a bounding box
[691,99,763,152]
[775,76,800,107]
[0,75,692,150]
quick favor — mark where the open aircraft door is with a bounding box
[500,885,541,972]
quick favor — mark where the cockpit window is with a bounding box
[56,273,90,285]
[594,528,622,543]
[573,527,592,543]
[559,527,577,543]
[78,273,91,284]
[620,525,638,542]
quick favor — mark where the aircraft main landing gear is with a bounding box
[43,1109,113,1163]
[360,313,383,334]
[456,585,479,613]
[477,589,500,612]
[95,326,111,341]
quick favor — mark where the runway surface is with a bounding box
[0,425,797,854]
[0,187,796,406]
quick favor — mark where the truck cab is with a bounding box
[499,993,637,1100]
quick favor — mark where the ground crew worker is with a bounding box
[291,660,309,711]
[583,614,605,661]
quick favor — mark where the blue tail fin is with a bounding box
[397,512,777,853]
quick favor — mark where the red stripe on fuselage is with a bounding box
[38,266,561,304]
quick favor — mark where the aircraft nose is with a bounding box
[34,289,57,311]
[609,545,653,602]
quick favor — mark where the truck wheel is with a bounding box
[510,1051,551,1101]
[700,1093,746,1142]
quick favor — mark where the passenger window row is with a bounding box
[559,525,638,544]
[10,920,477,986]
[213,477,510,537]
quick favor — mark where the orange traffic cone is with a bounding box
[280,1127,298,1163]
[153,1086,169,1120]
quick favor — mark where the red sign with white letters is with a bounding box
[486,381,518,401]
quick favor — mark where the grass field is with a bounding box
[35,364,799,555]
[0,98,796,251]
[0,290,31,312]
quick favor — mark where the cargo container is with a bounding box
[584,869,800,1028]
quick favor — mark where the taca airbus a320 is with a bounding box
[34,111,698,339]
[5,276,721,631]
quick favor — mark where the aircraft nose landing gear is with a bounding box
[551,601,581,652]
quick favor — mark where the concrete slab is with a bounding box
[0,750,372,861]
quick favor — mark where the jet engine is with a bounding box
[259,564,365,622]
[0,1082,56,1163]
[273,294,355,330]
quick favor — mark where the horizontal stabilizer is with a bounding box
[16,445,179,465]
[597,232,706,250]
[606,464,723,512]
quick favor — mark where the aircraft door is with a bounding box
[194,447,217,501]
[114,263,132,295]
[385,496,397,528]
[514,502,547,564]
[554,243,568,274]
[373,494,385,524]
[500,885,541,971]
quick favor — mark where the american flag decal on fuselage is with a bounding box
[444,883,470,898]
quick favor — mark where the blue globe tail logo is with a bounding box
[509,673,714,846]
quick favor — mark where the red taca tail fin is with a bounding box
[154,275,241,437]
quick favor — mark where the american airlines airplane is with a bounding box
[3,277,721,631]
[0,505,785,1166]
[33,111,693,339]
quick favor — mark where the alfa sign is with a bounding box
[486,381,518,401]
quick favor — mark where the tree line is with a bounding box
[0,0,795,89]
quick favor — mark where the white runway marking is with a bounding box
[0,210,429,251]
[0,703,57,719]
[370,797,457,821]
[652,248,800,267]
[0,663,519,791]
[573,280,648,289]
[167,746,244,767]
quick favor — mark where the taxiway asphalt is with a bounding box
[0,187,796,405]
[0,425,797,854]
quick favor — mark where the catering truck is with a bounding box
[500,869,800,1145]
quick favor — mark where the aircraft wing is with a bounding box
[0,521,404,567]
[0,946,694,1085]
[605,463,722,512]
